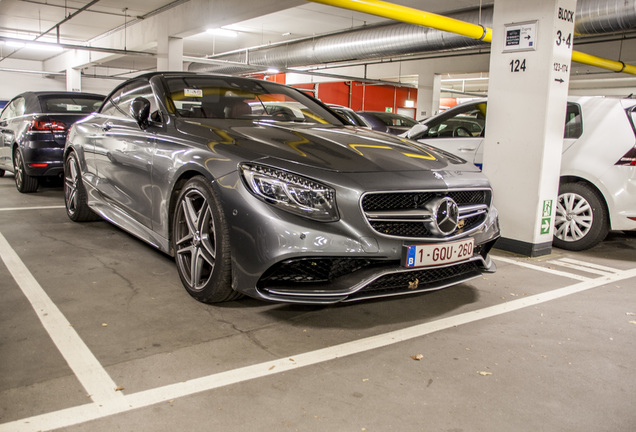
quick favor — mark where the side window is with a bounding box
[564,102,582,139]
[100,88,123,116]
[424,102,487,138]
[0,104,12,122]
[100,81,158,120]
[0,97,25,121]
[13,98,26,117]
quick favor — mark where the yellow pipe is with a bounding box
[307,0,636,76]
[309,0,492,42]
[571,51,636,75]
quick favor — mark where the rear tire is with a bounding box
[13,149,38,193]
[553,181,609,251]
[64,151,99,222]
[172,176,241,303]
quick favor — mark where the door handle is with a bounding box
[458,147,476,151]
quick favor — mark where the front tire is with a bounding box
[553,181,609,251]
[172,176,240,303]
[64,151,99,222]
[13,149,38,193]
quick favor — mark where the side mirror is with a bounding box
[130,97,151,129]
[406,123,429,139]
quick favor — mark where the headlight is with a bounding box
[240,163,339,222]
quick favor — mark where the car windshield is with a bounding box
[373,112,418,127]
[40,96,104,114]
[164,76,344,124]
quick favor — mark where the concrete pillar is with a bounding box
[482,0,576,256]
[416,72,441,120]
[66,67,81,92]
[158,35,184,71]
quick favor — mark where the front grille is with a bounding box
[371,221,430,237]
[362,189,491,239]
[363,192,437,211]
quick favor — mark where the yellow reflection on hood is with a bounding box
[349,143,436,160]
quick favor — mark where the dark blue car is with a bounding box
[0,91,104,192]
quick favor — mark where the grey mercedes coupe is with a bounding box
[64,72,500,304]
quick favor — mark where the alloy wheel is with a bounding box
[13,151,24,189]
[64,156,79,216]
[554,192,593,242]
[174,189,216,291]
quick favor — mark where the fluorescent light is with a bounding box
[5,41,26,48]
[266,68,280,74]
[404,100,415,108]
[3,40,63,52]
[30,43,63,52]
[206,28,238,38]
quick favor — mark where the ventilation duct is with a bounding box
[188,0,636,74]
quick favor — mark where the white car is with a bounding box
[404,96,636,251]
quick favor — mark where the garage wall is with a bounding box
[288,80,417,116]
[0,60,119,102]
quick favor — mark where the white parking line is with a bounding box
[0,206,66,212]
[492,254,591,281]
[1,243,635,432]
[546,259,618,276]
[555,257,621,273]
[0,233,127,408]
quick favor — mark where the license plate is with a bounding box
[403,238,474,268]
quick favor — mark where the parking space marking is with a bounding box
[492,254,591,281]
[546,258,619,276]
[0,206,66,212]
[0,233,127,408]
[1,246,635,432]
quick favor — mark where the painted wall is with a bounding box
[0,60,119,102]
[289,80,417,118]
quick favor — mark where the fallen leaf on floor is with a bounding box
[115,386,124,391]
[629,321,636,325]
[477,371,492,376]
[101,323,108,327]
[269,365,275,370]
[410,354,424,361]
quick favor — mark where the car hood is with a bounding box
[177,119,469,173]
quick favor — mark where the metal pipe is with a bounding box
[307,0,492,43]
[306,0,636,75]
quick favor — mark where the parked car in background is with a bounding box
[327,104,371,128]
[64,72,500,304]
[357,110,418,135]
[0,91,104,192]
[403,96,636,251]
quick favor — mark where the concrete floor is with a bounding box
[0,173,635,432]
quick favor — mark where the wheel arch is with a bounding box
[559,175,610,221]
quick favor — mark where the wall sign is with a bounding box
[540,199,553,235]
[503,21,537,52]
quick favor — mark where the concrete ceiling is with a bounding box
[0,0,635,96]
[0,0,476,66]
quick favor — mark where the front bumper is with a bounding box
[220,171,500,304]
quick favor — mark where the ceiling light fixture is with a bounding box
[5,41,26,48]
[206,28,238,38]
